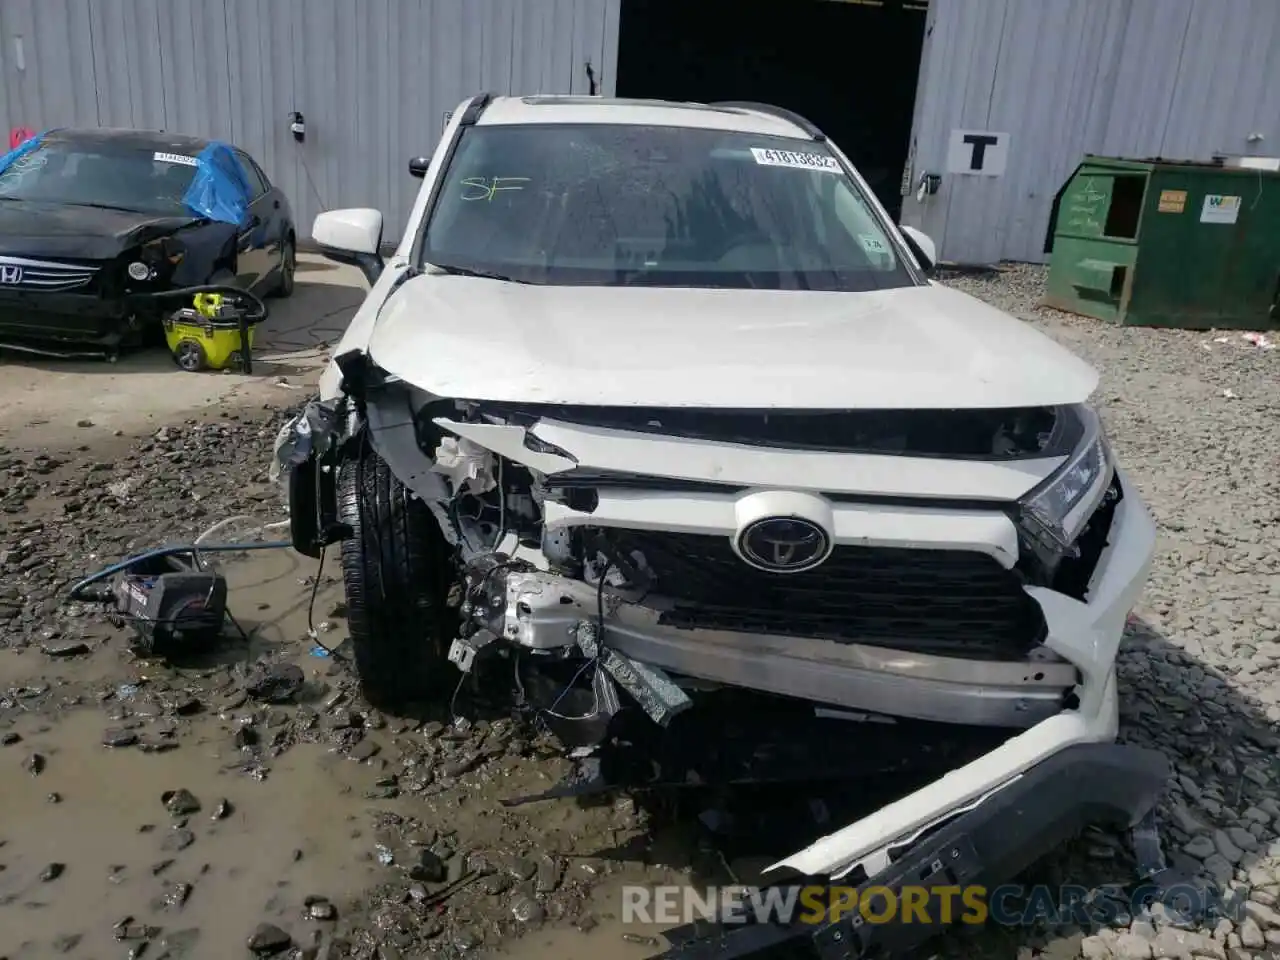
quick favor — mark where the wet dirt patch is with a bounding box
[2,537,673,960]
[2,710,376,960]
[6,291,1280,960]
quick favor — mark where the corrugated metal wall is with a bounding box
[901,0,1280,264]
[0,0,620,241]
[3,0,1273,265]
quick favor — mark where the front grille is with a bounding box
[0,256,100,293]
[595,528,1045,659]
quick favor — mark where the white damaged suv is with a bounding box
[278,95,1171,950]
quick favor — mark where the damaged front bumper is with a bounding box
[278,384,1163,914]
[0,289,137,352]
[760,471,1155,882]
[461,565,1075,728]
[656,742,1171,960]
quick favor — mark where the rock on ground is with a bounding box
[929,265,1280,956]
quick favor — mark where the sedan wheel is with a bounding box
[270,239,296,298]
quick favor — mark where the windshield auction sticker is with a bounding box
[750,147,841,173]
[154,152,198,166]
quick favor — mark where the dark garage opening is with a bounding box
[614,0,928,220]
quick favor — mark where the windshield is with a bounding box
[420,124,915,291]
[0,141,200,216]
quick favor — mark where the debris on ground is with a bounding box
[244,662,305,703]
[1,269,1278,960]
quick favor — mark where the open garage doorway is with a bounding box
[614,0,928,220]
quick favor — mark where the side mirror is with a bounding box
[409,156,430,179]
[312,208,385,286]
[899,225,937,274]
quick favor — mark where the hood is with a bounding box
[0,200,198,260]
[367,276,1099,410]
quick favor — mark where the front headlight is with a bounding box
[1019,404,1113,552]
[134,237,186,282]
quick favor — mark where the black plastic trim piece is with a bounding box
[459,92,495,125]
[287,450,347,559]
[409,92,492,270]
[656,743,1171,960]
[709,100,827,141]
[317,243,384,286]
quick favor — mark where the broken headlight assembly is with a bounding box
[127,237,186,284]
[1015,403,1114,579]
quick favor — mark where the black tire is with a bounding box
[336,442,454,708]
[268,237,296,299]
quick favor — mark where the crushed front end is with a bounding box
[278,372,1170,952]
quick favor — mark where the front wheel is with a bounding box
[268,238,296,299]
[336,442,455,708]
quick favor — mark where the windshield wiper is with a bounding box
[427,263,525,283]
[61,201,147,213]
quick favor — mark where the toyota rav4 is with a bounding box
[276,94,1170,955]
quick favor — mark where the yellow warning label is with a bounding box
[1158,189,1187,213]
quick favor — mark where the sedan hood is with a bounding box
[367,276,1098,409]
[0,200,198,260]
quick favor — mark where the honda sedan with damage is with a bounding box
[0,128,296,355]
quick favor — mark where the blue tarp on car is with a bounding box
[0,130,49,179]
[181,141,254,226]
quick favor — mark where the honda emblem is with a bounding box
[0,264,22,285]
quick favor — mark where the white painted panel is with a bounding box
[903,0,1280,265]
[0,0,622,241]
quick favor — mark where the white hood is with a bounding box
[366,275,1098,409]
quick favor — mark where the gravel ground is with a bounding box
[2,264,1279,960]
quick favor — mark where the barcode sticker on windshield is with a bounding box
[750,147,840,173]
[154,152,198,166]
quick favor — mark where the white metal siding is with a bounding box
[902,0,1280,264]
[0,0,621,241]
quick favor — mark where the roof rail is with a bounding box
[709,101,826,141]
[459,92,495,126]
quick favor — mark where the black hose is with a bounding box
[132,284,267,322]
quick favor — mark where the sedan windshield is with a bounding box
[421,123,915,291]
[0,141,200,216]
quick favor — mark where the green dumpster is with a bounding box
[1044,155,1280,330]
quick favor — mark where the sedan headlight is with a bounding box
[131,237,186,283]
[1019,404,1113,556]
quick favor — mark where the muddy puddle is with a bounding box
[3,544,683,959]
[2,710,377,959]
[497,909,672,960]
[0,546,365,959]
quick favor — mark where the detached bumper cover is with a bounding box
[657,742,1170,960]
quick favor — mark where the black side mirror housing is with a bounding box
[409,157,430,178]
[902,234,935,275]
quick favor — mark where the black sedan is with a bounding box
[0,128,296,353]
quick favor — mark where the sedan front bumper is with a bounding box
[0,289,133,348]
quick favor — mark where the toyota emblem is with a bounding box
[737,516,832,573]
[0,264,22,285]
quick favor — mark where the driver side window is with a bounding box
[235,151,269,199]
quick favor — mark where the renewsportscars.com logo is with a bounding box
[622,882,1246,928]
